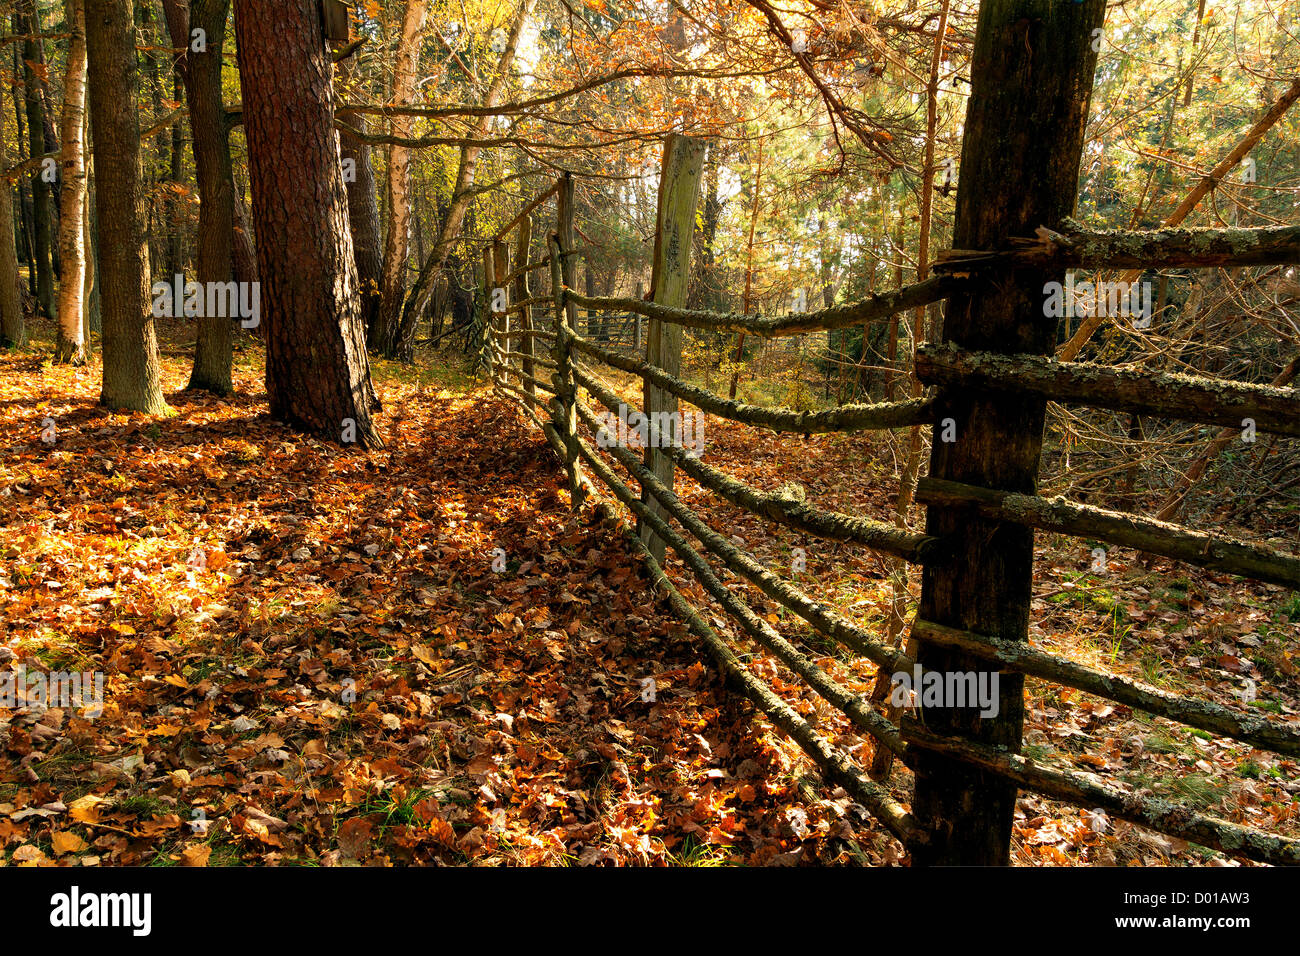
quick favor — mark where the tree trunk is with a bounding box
[10,39,36,300]
[83,104,99,347]
[0,88,24,348]
[54,0,89,365]
[164,0,237,394]
[690,139,722,311]
[167,71,185,278]
[729,137,764,400]
[338,110,383,341]
[20,0,54,318]
[394,0,536,361]
[85,0,168,414]
[83,125,98,351]
[232,0,382,447]
[908,0,1106,866]
[232,191,258,290]
[372,0,429,354]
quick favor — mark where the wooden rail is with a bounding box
[479,134,1300,865]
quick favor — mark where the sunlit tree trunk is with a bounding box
[55,0,89,365]
[86,0,168,414]
[372,0,429,354]
[0,102,24,348]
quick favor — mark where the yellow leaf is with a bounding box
[68,794,106,824]
[181,844,211,867]
[51,830,88,855]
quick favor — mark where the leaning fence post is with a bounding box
[639,134,706,564]
[634,281,643,353]
[481,245,496,381]
[492,237,510,388]
[549,173,587,511]
[515,214,537,413]
[907,0,1108,865]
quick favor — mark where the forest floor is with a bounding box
[1,320,1297,866]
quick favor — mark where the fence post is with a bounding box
[492,238,510,387]
[639,134,706,563]
[515,214,536,413]
[481,244,496,381]
[634,281,643,353]
[550,173,587,510]
[907,0,1108,865]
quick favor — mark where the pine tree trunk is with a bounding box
[86,0,168,415]
[908,0,1107,866]
[373,0,429,355]
[20,0,54,319]
[338,110,383,341]
[165,0,237,395]
[0,90,24,348]
[232,0,382,448]
[54,0,88,365]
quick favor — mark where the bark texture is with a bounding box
[372,0,429,354]
[164,0,237,394]
[55,0,88,364]
[909,0,1106,866]
[0,90,25,348]
[85,0,168,414]
[232,0,381,447]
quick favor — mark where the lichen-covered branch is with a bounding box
[917,477,1300,589]
[911,619,1300,756]
[917,344,1300,437]
[571,364,945,562]
[563,274,965,339]
[569,334,936,433]
[903,722,1300,866]
[572,428,921,844]
[937,221,1300,272]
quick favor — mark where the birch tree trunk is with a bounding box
[54,0,88,365]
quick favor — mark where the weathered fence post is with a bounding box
[481,244,496,381]
[515,214,536,413]
[907,0,1108,865]
[639,134,705,563]
[492,237,510,386]
[550,173,587,510]
[634,282,644,353]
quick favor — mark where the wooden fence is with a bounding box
[478,1,1300,866]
